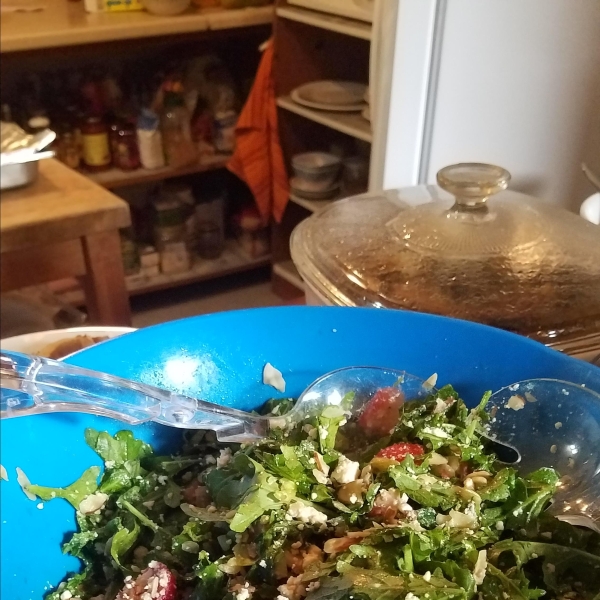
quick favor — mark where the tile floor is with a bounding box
[131,267,290,328]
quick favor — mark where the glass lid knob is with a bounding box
[437,163,511,209]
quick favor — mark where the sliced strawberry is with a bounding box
[116,561,176,600]
[357,387,404,438]
[376,442,424,462]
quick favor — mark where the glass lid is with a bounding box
[291,163,600,343]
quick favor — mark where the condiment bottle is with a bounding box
[81,115,111,171]
[113,122,140,171]
[161,89,197,169]
[137,108,165,170]
[57,131,81,170]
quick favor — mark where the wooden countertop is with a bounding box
[0,0,274,53]
[0,158,130,252]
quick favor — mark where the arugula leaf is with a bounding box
[143,456,200,476]
[480,564,543,600]
[479,468,516,503]
[229,472,282,533]
[85,429,152,466]
[335,564,467,600]
[259,398,295,416]
[205,465,254,509]
[318,406,347,452]
[190,552,227,600]
[110,519,140,567]
[505,470,559,529]
[26,466,101,508]
[46,569,98,600]
[62,530,98,559]
[389,466,458,510]
[488,540,600,594]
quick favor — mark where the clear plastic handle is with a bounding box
[0,351,267,441]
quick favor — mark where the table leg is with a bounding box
[81,230,131,326]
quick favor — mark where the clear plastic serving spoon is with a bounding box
[1,353,598,530]
[0,353,431,443]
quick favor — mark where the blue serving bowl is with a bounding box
[2,306,599,600]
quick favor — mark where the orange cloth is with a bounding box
[227,39,289,224]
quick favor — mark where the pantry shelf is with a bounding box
[273,259,304,290]
[289,192,336,213]
[276,6,371,41]
[87,154,231,189]
[0,0,275,53]
[57,240,271,305]
[276,96,372,143]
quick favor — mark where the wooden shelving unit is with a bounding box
[276,96,372,143]
[87,154,230,189]
[271,1,372,298]
[0,0,274,53]
[1,3,275,310]
[275,5,371,41]
[58,240,271,305]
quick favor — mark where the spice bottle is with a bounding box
[81,115,111,171]
[137,108,165,170]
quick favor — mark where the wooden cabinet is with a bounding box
[271,0,372,297]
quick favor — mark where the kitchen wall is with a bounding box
[381,0,600,211]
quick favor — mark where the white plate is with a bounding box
[291,81,368,112]
[1,326,136,359]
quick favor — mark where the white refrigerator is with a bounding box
[369,0,600,213]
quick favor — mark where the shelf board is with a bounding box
[289,192,336,213]
[57,240,271,305]
[276,96,372,143]
[273,259,304,290]
[87,154,230,189]
[276,6,371,41]
[1,1,274,54]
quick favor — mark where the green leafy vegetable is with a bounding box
[26,467,100,508]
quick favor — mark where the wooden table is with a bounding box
[1,159,132,325]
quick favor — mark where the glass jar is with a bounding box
[113,122,140,171]
[81,115,111,171]
[57,131,81,170]
[161,92,197,169]
[153,198,191,273]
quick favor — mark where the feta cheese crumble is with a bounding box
[505,395,525,411]
[263,363,286,393]
[286,501,328,525]
[78,492,109,515]
[217,448,233,468]
[331,455,360,485]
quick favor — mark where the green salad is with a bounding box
[27,384,600,600]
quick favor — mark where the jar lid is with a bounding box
[291,163,600,343]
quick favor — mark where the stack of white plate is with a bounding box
[291,81,368,113]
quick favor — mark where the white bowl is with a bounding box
[292,152,341,186]
[142,0,190,16]
[581,192,600,225]
[1,326,136,359]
